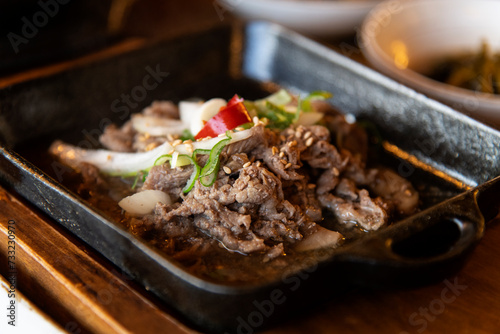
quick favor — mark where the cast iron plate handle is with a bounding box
[334,176,499,288]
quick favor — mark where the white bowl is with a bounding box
[217,0,382,37]
[359,0,500,127]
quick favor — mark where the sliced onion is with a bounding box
[189,98,226,136]
[50,127,255,176]
[133,98,228,138]
[131,114,187,136]
[295,226,342,252]
[50,140,175,176]
[118,189,171,215]
[179,100,202,125]
[296,111,324,126]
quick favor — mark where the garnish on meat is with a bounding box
[50,89,419,265]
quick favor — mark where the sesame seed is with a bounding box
[185,144,194,153]
[285,163,292,169]
[272,146,278,155]
[253,116,260,124]
[167,134,175,142]
[218,133,226,137]
[183,139,193,144]
[280,135,286,142]
[288,140,297,147]
[223,166,232,174]
[280,159,288,165]
[295,131,302,140]
[279,151,285,158]
[303,131,312,140]
[307,184,316,189]
[235,127,245,131]
[145,143,158,151]
[172,139,182,147]
[262,177,269,186]
[255,161,261,167]
[305,137,314,147]
[168,149,175,155]
[243,161,251,168]
[332,167,340,176]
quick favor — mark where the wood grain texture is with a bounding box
[0,186,197,334]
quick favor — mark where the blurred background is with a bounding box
[1,0,499,127]
[0,0,223,76]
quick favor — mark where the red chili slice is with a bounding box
[194,95,251,140]
[226,94,244,107]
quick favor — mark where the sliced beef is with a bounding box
[224,125,267,156]
[312,100,368,161]
[143,100,180,119]
[318,189,388,231]
[99,121,135,152]
[334,178,359,201]
[150,206,199,238]
[282,178,323,222]
[88,98,419,263]
[253,144,304,180]
[100,101,178,153]
[316,168,340,195]
[365,168,419,215]
[79,162,108,189]
[142,163,193,201]
[302,139,348,170]
[156,163,316,257]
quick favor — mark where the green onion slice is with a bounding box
[198,132,232,187]
[154,154,172,166]
[182,155,200,193]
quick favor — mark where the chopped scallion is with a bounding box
[198,132,232,187]
[182,155,200,193]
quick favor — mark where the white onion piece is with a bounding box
[131,114,187,136]
[170,151,179,167]
[49,127,255,176]
[296,111,324,126]
[179,100,202,126]
[118,190,171,215]
[133,98,227,138]
[295,226,342,252]
[50,140,175,176]
[189,98,226,136]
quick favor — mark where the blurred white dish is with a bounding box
[217,0,382,37]
[359,0,500,127]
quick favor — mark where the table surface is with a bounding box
[1,1,500,333]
